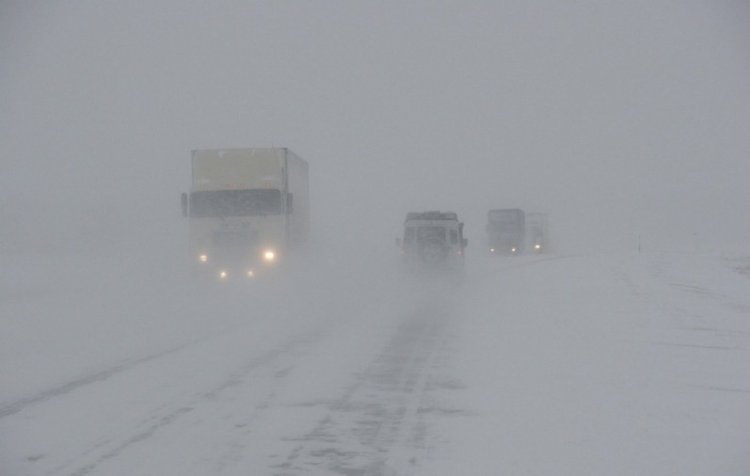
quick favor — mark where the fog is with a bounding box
[2,1,749,258]
[2,2,750,475]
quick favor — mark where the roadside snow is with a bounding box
[416,253,750,475]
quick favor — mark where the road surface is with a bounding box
[1,252,749,475]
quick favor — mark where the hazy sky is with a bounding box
[2,1,749,255]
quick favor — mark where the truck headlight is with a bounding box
[263,249,276,262]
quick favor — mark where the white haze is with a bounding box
[1,1,749,257]
[1,2,750,475]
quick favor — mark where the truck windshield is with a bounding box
[488,220,519,228]
[190,189,281,217]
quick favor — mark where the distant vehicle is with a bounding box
[181,148,309,280]
[397,211,467,271]
[526,212,549,254]
[487,209,525,255]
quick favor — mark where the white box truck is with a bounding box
[181,148,309,279]
[487,208,525,255]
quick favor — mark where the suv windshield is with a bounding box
[416,226,446,242]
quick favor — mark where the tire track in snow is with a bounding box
[54,323,336,476]
[0,337,207,419]
[273,302,449,475]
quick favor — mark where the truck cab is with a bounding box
[398,211,467,271]
[181,148,309,280]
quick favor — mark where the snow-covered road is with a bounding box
[2,252,749,475]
